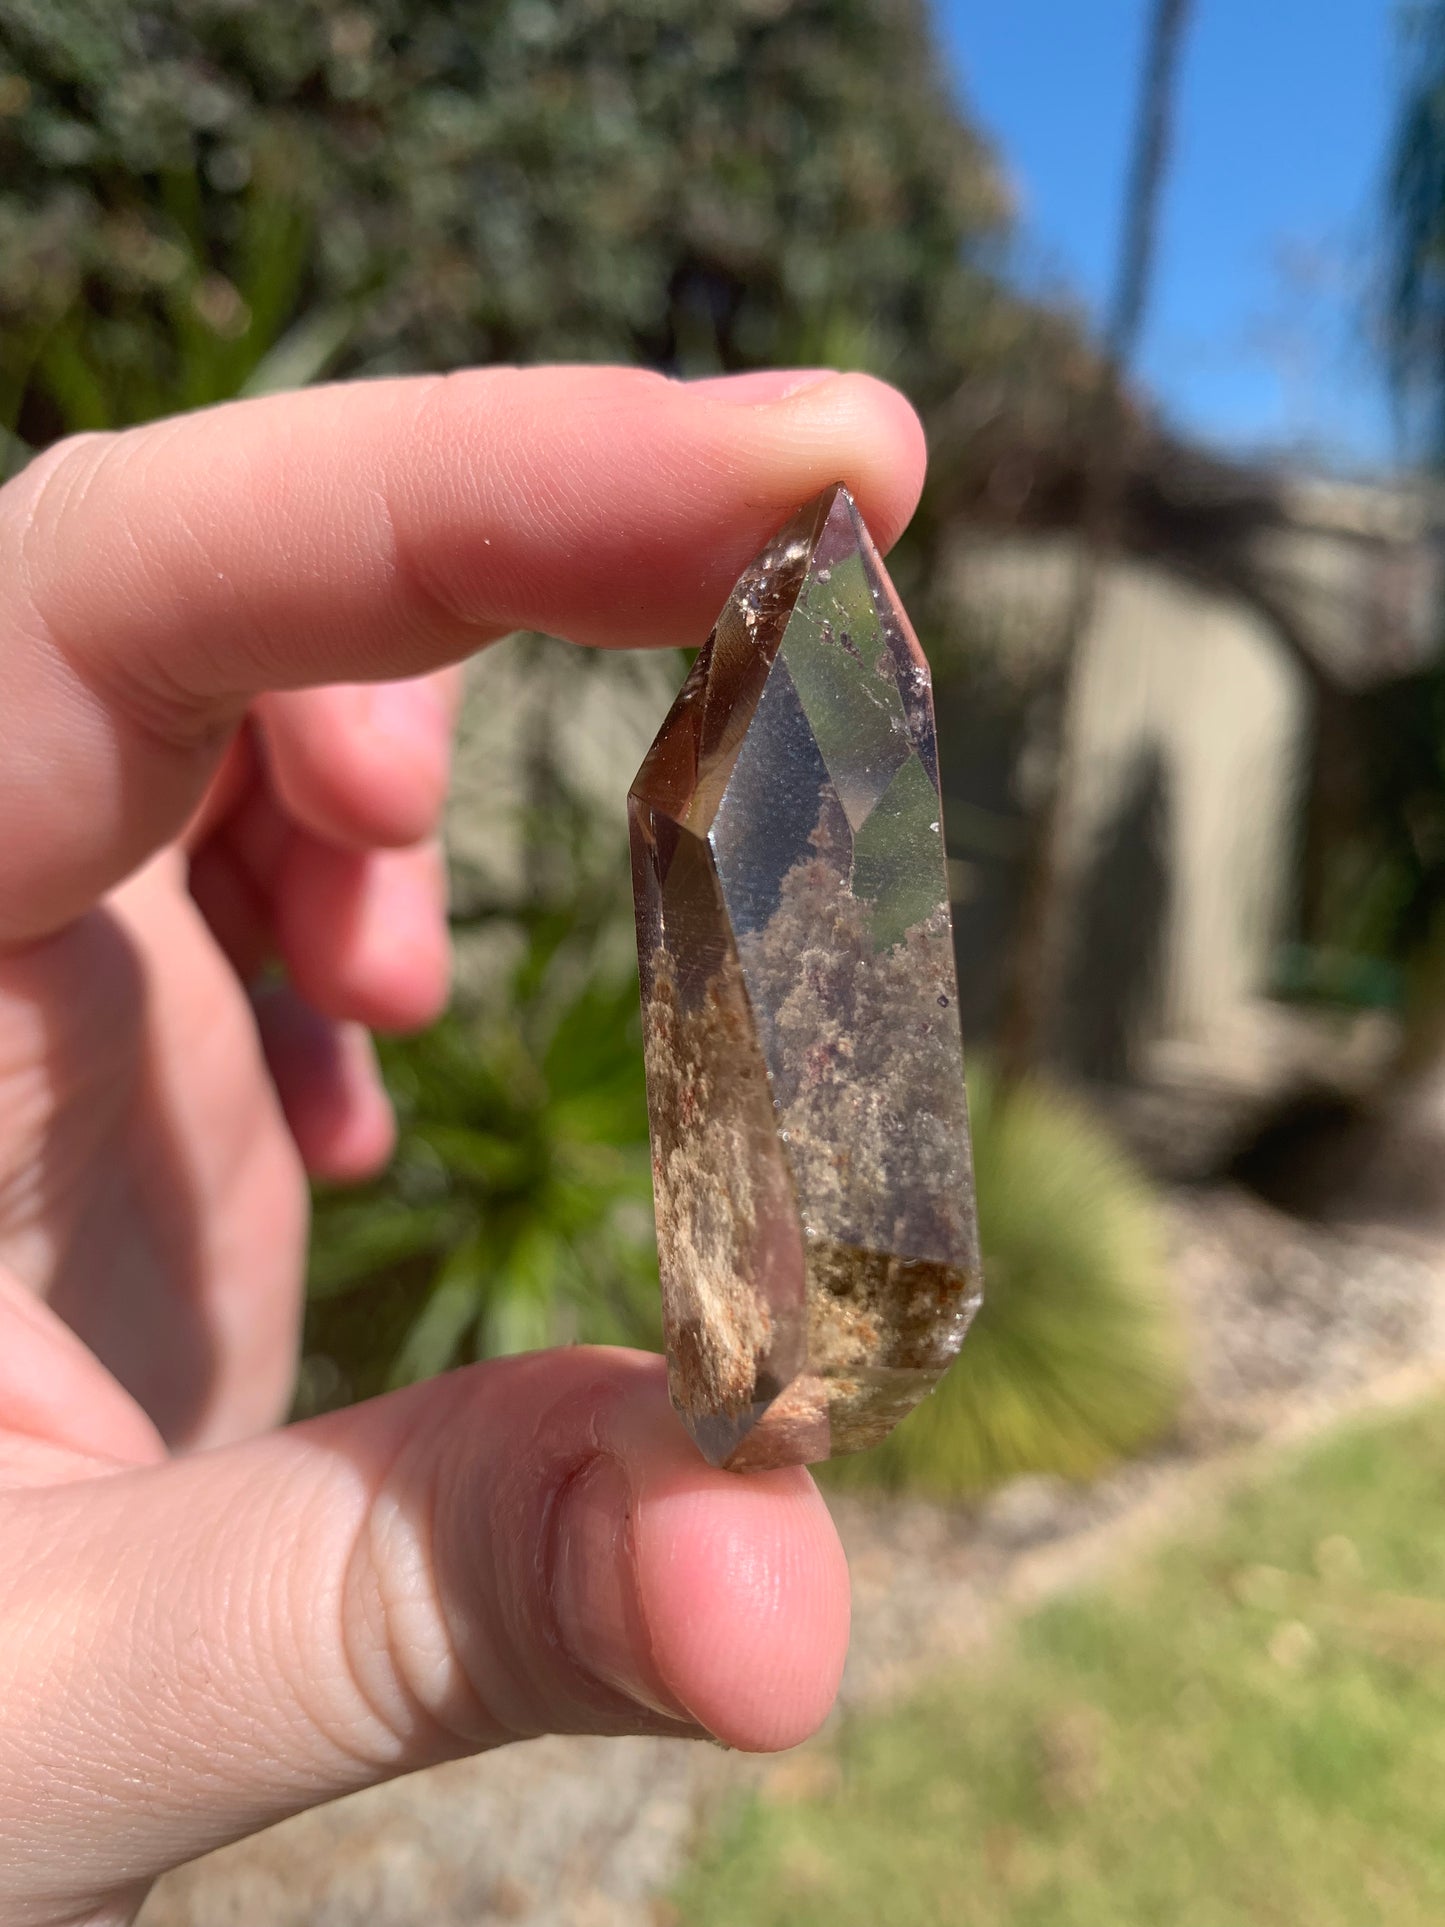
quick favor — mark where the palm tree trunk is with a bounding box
[994,0,1194,1087]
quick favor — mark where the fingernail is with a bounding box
[551,1456,690,1722]
[367,680,453,760]
[687,369,839,405]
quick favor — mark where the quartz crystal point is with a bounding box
[628,483,981,1471]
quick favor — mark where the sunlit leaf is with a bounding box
[386,1236,488,1388]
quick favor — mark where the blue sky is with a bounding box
[938,0,1402,470]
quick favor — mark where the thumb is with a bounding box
[0,1349,849,1923]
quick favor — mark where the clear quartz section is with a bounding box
[629,484,981,1470]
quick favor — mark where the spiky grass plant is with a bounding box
[828,1065,1183,1496]
[299,903,662,1415]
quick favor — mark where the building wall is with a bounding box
[1070,556,1307,1040]
[947,534,1308,1060]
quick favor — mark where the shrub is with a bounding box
[827,1064,1182,1495]
[297,904,661,1415]
[0,0,1012,438]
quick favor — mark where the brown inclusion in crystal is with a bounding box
[629,484,981,1470]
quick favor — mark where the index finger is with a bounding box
[0,366,925,946]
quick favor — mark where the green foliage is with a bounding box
[0,0,1014,437]
[1294,665,1445,1066]
[679,1395,1445,1927]
[299,906,660,1414]
[828,1065,1181,1495]
[0,128,349,477]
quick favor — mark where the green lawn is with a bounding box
[676,1398,1445,1927]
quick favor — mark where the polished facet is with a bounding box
[629,484,980,1470]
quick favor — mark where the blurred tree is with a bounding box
[0,0,1025,440]
[1388,0,1445,462]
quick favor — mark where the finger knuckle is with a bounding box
[321,1404,499,1764]
[327,1362,593,1761]
[0,425,227,751]
[0,433,111,628]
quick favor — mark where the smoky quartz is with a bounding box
[629,484,981,1470]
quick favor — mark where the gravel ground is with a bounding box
[1172,1187,1445,1441]
[142,1184,1445,1927]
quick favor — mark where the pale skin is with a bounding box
[0,364,927,1925]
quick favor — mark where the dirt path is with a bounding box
[142,1187,1445,1927]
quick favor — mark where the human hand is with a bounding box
[0,365,925,1923]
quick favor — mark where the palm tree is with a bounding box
[1388,3,1445,464]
